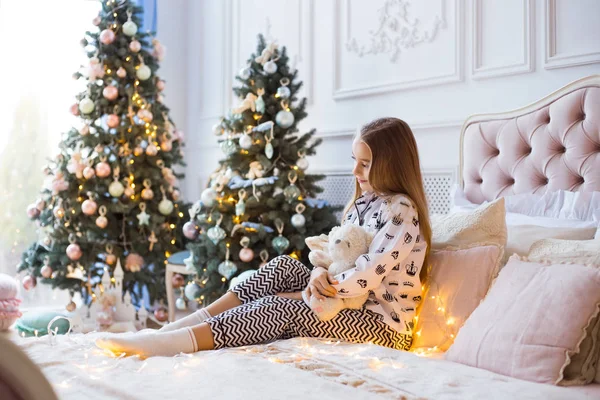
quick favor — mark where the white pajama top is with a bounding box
[332,191,427,335]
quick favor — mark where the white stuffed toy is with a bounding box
[304,224,373,321]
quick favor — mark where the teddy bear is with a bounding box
[303,224,374,321]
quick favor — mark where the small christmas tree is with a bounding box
[183,35,340,305]
[18,0,187,309]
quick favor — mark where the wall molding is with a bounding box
[315,119,464,140]
[332,0,463,100]
[472,0,534,80]
[544,0,600,69]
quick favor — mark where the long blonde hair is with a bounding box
[343,117,432,280]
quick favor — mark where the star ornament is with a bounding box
[137,210,150,226]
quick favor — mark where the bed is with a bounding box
[3,75,600,400]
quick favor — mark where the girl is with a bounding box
[96,117,431,357]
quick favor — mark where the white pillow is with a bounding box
[451,185,600,231]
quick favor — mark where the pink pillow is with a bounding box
[412,245,502,351]
[446,256,600,385]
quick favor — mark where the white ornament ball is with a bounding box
[291,213,306,228]
[239,66,251,80]
[200,188,218,207]
[212,123,223,136]
[239,134,253,149]
[175,297,187,310]
[83,166,96,179]
[159,199,174,215]
[136,65,151,81]
[275,110,295,128]
[109,181,125,197]
[263,60,277,74]
[296,157,309,170]
[123,20,138,36]
[79,97,95,114]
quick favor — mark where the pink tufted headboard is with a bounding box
[459,75,600,204]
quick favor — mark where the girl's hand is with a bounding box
[304,267,339,301]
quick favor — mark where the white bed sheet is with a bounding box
[10,333,600,400]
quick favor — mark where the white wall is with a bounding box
[159,0,600,203]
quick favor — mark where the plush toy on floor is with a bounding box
[303,224,373,321]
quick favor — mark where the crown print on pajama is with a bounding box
[340,191,426,335]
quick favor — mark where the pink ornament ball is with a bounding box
[35,198,46,211]
[105,253,116,265]
[92,16,101,26]
[81,199,98,215]
[172,274,185,289]
[83,166,96,180]
[161,140,172,152]
[129,40,141,53]
[154,307,168,322]
[124,186,135,197]
[182,221,199,240]
[106,114,120,128]
[96,215,108,229]
[66,243,83,261]
[174,130,185,141]
[125,253,144,272]
[145,143,158,157]
[172,190,181,201]
[22,275,37,291]
[137,109,153,122]
[99,29,115,45]
[239,248,254,263]
[102,85,119,101]
[95,162,111,178]
[70,103,80,116]
[116,67,127,78]
[156,80,165,91]
[27,204,40,219]
[79,125,90,136]
[41,265,53,279]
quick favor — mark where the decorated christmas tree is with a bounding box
[18,0,187,310]
[182,35,340,306]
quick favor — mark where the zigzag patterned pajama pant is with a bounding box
[204,255,412,351]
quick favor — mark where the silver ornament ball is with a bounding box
[276,86,291,99]
[296,157,309,170]
[291,213,306,228]
[239,66,251,80]
[263,61,277,74]
[276,110,294,128]
[239,134,253,149]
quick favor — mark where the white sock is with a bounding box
[159,308,211,332]
[95,327,198,357]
